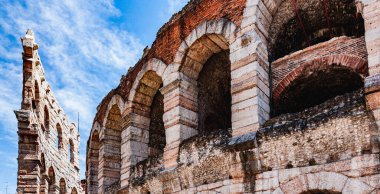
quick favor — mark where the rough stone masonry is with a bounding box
[15,0,380,193]
[15,30,82,194]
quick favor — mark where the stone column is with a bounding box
[361,0,380,152]
[120,111,149,188]
[98,132,121,193]
[160,76,198,169]
[230,0,271,137]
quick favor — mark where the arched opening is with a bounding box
[48,167,56,193]
[68,139,74,164]
[180,33,232,136]
[32,80,40,111]
[197,50,231,135]
[40,154,48,193]
[57,123,63,150]
[59,178,66,194]
[148,84,165,156]
[87,130,100,194]
[100,104,122,190]
[268,0,365,61]
[131,69,165,157]
[273,65,364,115]
[71,188,78,194]
[43,106,49,132]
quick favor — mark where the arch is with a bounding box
[40,153,46,174]
[272,55,367,115]
[68,138,74,164]
[264,0,365,61]
[32,80,40,110]
[43,105,49,132]
[57,123,63,150]
[59,178,66,194]
[163,19,237,85]
[128,58,166,102]
[120,58,166,185]
[99,102,123,191]
[86,123,100,194]
[272,171,374,194]
[102,94,126,127]
[71,187,78,194]
[48,166,56,193]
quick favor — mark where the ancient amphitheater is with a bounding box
[16,0,380,193]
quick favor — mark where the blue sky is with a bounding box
[0,0,187,193]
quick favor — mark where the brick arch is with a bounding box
[102,94,126,127]
[86,122,101,194]
[71,187,78,194]
[163,19,237,85]
[120,58,166,187]
[273,54,368,103]
[59,178,67,194]
[272,171,374,194]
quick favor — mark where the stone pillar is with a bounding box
[160,76,198,169]
[230,0,271,137]
[120,111,149,188]
[361,0,380,151]
[15,110,41,194]
[98,133,121,193]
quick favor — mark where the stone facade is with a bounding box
[15,30,82,194]
[83,0,380,193]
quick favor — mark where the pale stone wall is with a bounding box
[15,30,82,194]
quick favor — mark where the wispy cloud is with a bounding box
[0,0,143,190]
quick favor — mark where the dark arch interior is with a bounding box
[148,85,166,156]
[269,0,364,61]
[197,50,231,135]
[274,67,363,116]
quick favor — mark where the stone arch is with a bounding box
[32,80,40,110]
[71,187,78,194]
[39,153,48,194]
[57,123,63,150]
[246,0,366,61]
[48,166,57,193]
[119,58,166,186]
[163,19,237,85]
[43,105,49,133]
[272,54,367,115]
[68,138,74,164]
[272,171,374,194]
[59,178,67,194]
[87,122,100,194]
[161,19,237,168]
[98,95,124,192]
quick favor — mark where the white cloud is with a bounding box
[0,0,143,188]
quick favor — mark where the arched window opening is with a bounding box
[71,188,78,194]
[273,66,364,116]
[87,130,100,193]
[59,178,66,194]
[268,0,365,61]
[102,104,122,188]
[40,153,46,174]
[43,106,49,132]
[148,84,165,156]
[48,167,55,192]
[197,50,231,135]
[69,139,74,164]
[32,80,40,110]
[57,123,63,150]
